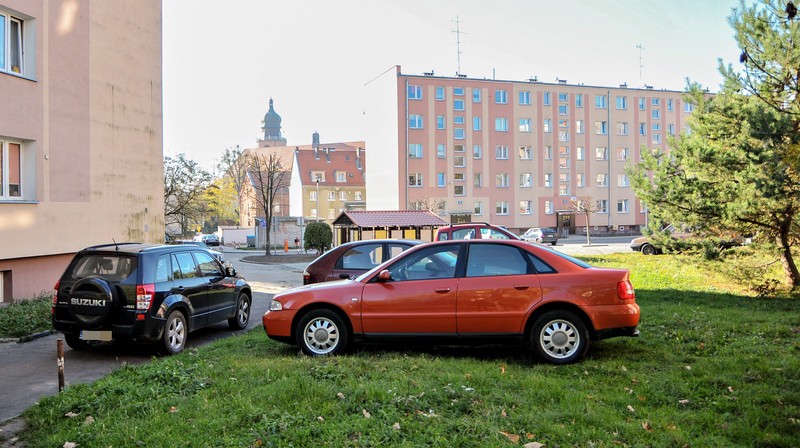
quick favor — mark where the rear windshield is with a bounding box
[68,254,138,282]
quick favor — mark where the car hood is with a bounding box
[274,279,363,309]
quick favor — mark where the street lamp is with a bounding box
[315,175,321,222]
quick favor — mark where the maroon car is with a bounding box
[303,239,422,284]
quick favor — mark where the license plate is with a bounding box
[80,330,112,341]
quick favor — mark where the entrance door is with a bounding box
[557,212,575,237]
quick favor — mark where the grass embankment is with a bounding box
[20,252,800,447]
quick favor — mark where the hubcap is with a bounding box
[304,318,339,355]
[238,299,249,325]
[168,316,185,350]
[540,319,579,359]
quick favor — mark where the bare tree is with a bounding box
[410,197,444,213]
[217,145,249,197]
[569,196,601,245]
[164,154,212,237]
[247,152,291,255]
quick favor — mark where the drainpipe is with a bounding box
[405,77,410,210]
[606,90,612,228]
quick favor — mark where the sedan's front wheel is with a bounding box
[296,309,349,356]
[531,311,589,364]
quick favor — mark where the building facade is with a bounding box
[364,66,694,236]
[0,1,163,301]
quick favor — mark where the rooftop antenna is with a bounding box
[452,16,466,76]
[636,43,645,82]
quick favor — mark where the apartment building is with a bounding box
[364,66,694,235]
[0,1,163,301]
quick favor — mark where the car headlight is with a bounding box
[269,300,283,311]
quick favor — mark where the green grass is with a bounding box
[0,294,52,338]
[20,253,800,447]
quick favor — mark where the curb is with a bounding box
[0,330,56,344]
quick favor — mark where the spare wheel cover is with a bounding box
[68,277,116,327]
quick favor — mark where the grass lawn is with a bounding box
[20,252,800,447]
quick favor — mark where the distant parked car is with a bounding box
[522,227,559,245]
[201,234,220,246]
[436,222,519,241]
[264,239,640,364]
[303,239,422,284]
[173,241,225,263]
[630,225,742,255]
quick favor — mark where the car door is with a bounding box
[171,251,209,328]
[194,250,234,324]
[360,244,462,335]
[456,243,542,334]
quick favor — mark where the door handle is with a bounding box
[514,285,529,290]
[434,288,450,293]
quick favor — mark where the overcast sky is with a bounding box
[162,0,742,171]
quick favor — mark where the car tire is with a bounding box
[530,310,589,364]
[641,244,656,256]
[64,333,92,351]
[551,241,557,246]
[160,310,187,356]
[536,238,542,243]
[296,309,349,356]
[228,293,251,330]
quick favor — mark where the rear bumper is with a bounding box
[52,309,165,342]
[596,326,639,340]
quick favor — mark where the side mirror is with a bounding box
[377,270,392,282]
[339,273,351,279]
[226,266,237,277]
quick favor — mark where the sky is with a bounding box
[162,0,743,172]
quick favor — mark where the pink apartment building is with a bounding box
[364,66,694,236]
[0,1,163,301]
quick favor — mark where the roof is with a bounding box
[294,145,366,187]
[333,210,447,228]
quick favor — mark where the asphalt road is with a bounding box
[0,236,635,425]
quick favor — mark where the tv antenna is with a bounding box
[452,16,466,76]
[636,43,645,81]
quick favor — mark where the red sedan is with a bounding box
[263,239,639,364]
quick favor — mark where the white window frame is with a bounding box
[496,201,509,215]
[496,173,509,188]
[495,89,508,104]
[520,173,532,187]
[519,146,532,160]
[495,145,508,160]
[409,173,423,187]
[408,85,422,100]
[408,143,423,159]
[518,90,531,105]
[408,114,423,129]
[0,140,24,199]
[519,118,531,132]
[495,117,509,132]
[519,200,532,215]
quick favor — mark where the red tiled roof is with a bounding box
[333,210,447,227]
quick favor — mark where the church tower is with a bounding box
[258,98,288,147]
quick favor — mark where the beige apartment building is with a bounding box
[0,1,163,301]
[364,66,694,236]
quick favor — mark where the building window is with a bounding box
[311,208,318,218]
[545,201,554,214]
[543,92,551,106]
[454,185,465,196]
[652,108,661,120]
[311,171,325,182]
[437,115,446,130]
[639,97,646,110]
[559,157,570,169]
[668,123,675,135]
[437,144,446,159]
[519,200,532,215]
[639,123,647,136]
[559,184,570,196]
[519,118,531,132]
[0,141,22,198]
[340,191,347,201]
[473,88,481,103]
[496,173,509,188]
[309,190,317,201]
[577,146,585,161]
[474,201,483,215]
[408,85,422,100]
[409,173,422,187]
[575,94,583,108]
[667,98,674,111]
[454,87,465,96]
[559,131,570,142]
[495,145,508,160]
[495,117,508,131]
[328,191,335,201]
[595,147,607,160]
[519,91,531,105]
[559,146,570,156]
[595,121,608,135]
[597,199,608,213]
[474,172,482,187]
[559,119,569,129]
[437,173,446,188]
[409,114,423,129]
[616,96,627,109]
[519,146,532,160]
[473,145,482,159]
[558,104,568,115]
[543,146,552,160]
[576,120,584,134]
[652,98,661,106]
[558,92,568,102]
[544,173,552,188]
[652,133,661,144]
[495,89,508,104]
[355,191,362,200]
[617,147,629,161]
[577,173,585,187]
[454,172,465,182]
[595,95,607,108]
[436,86,445,100]
[617,122,628,135]
[329,208,336,219]
[454,156,466,167]
[473,116,482,131]
[454,99,465,110]
[618,174,630,187]
[520,173,532,187]
[454,116,465,125]
[496,201,509,215]
[596,173,608,187]
[544,119,552,133]
[336,171,346,182]
[408,143,423,158]
[454,128,465,139]
[617,199,629,213]
[0,13,24,75]
[454,144,465,153]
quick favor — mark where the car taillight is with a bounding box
[303,270,312,285]
[51,280,60,315]
[617,280,635,301]
[136,284,155,311]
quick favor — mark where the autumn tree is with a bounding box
[247,152,291,255]
[630,0,800,288]
[164,154,213,237]
[568,196,601,245]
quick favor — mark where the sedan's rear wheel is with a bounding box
[296,309,349,356]
[160,310,187,356]
[641,244,656,256]
[531,311,589,364]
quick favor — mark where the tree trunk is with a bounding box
[585,213,591,245]
[776,232,800,289]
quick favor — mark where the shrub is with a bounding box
[304,222,333,254]
[0,294,53,338]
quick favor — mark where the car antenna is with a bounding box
[112,238,119,251]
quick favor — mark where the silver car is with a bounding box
[522,227,559,245]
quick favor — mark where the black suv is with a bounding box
[52,243,252,355]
